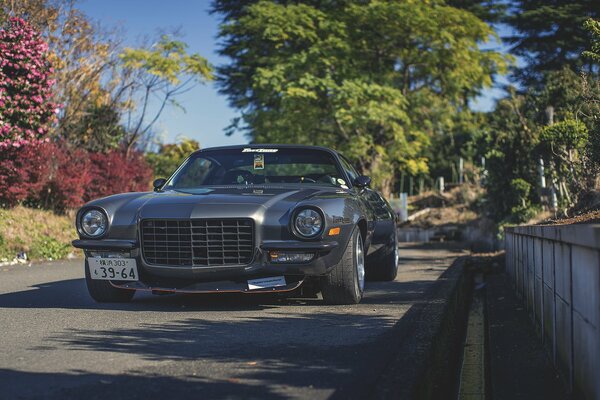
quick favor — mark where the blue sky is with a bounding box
[79,0,245,148]
[79,0,514,148]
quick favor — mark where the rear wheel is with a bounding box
[84,259,135,303]
[321,228,364,305]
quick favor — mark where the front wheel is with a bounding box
[84,259,135,303]
[321,228,365,305]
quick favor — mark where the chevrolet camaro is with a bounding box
[72,145,398,305]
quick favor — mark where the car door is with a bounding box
[338,155,393,255]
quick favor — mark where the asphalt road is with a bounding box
[0,243,466,400]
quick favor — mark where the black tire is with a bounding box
[368,232,398,282]
[84,259,135,303]
[321,227,365,305]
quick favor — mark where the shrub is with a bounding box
[0,17,58,148]
[0,142,153,211]
[510,178,532,209]
[86,149,153,201]
[0,143,50,207]
[36,143,92,212]
[29,237,71,260]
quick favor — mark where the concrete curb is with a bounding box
[372,257,473,399]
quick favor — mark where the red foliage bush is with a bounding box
[86,150,153,201]
[0,143,153,211]
[0,143,50,207]
[38,144,92,212]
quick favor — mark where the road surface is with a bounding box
[0,243,466,399]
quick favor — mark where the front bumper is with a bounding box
[73,238,346,284]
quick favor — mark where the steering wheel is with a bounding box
[306,173,335,185]
[225,169,254,184]
[294,176,317,183]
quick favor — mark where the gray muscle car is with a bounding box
[72,145,398,304]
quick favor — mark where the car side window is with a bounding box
[367,191,392,219]
[338,156,359,185]
[171,158,214,188]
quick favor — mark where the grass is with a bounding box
[0,206,78,261]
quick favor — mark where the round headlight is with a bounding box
[81,209,107,237]
[294,209,323,238]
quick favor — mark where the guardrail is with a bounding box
[505,224,600,399]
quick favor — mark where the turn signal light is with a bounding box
[328,227,340,236]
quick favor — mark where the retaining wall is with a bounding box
[505,224,600,399]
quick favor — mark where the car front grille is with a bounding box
[141,219,254,267]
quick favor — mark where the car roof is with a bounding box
[192,144,341,157]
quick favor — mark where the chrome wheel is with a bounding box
[356,234,365,292]
[394,237,399,268]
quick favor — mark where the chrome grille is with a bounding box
[141,219,254,267]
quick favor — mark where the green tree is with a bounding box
[583,18,600,63]
[63,104,126,152]
[582,19,600,184]
[213,0,508,197]
[538,119,588,208]
[505,0,600,87]
[146,138,200,178]
[483,67,598,220]
[482,90,540,221]
[117,35,213,153]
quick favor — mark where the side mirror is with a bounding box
[153,178,167,191]
[353,175,371,188]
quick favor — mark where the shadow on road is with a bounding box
[0,278,282,311]
[0,275,437,312]
[0,242,466,399]
[0,254,444,311]
[0,294,426,399]
[0,368,290,400]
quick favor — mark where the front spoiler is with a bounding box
[110,278,304,294]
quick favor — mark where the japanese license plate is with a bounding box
[88,258,139,281]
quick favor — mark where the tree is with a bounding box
[213,0,508,197]
[538,119,588,208]
[583,18,600,63]
[582,19,600,183]
[505,0,600,87]
[482,64,599,220]
[64,104,126,152]
[1,0,123,145]
[482,91,539,222]
[114,35,212,153]
[146,138,200,178]
[0,17,57,148]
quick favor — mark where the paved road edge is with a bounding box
[370,256,472,400]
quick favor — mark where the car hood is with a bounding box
[94,185,351,224]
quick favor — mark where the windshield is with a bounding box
[164,148,349,189]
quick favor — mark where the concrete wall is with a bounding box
[505,224,600,400]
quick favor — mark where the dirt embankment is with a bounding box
[403,185,486,229]
[0,206,78,262]
[538,190,600,225]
